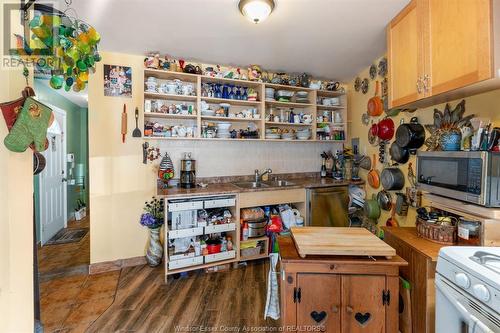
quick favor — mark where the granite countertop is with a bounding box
[158,174,364,198]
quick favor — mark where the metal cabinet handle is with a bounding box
[416,77,423,94]
[423,74,430,92]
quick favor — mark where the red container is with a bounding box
[377,118,395,140]
[207,243,221,254]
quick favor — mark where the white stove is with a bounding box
[436,246,500,333]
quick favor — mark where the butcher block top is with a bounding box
[290,227,396,258]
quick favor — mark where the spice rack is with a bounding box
[142,68,347,142]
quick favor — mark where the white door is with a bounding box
[39,105,67,245]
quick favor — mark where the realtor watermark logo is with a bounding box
[2,1,57,70]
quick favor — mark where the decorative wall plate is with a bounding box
[378,57,388,77]
[354,77,361,92]
[361,78,369,94]
[369,64,377,80]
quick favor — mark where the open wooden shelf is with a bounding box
[144,68,199,82]
[316,105,345,110]
[201,97,261,106]
[201,116,261,122]
[144,113,197,119]
[265,121,312,126]
[143,68,348,143]
[144,91,197,101]
[264,83,313,92]
[265,100,314,108]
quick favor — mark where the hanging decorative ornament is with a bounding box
[13,0,101,93]
[158,152,174,183]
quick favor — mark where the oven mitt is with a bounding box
[0,87,35,130]
[4,97,53,152]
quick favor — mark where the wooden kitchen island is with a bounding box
[278,235,407,332]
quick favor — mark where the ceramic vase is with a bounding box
[440,131,462,151]
[146,227,163,267]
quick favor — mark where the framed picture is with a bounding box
[104,65,132,97]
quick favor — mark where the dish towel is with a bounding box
[264,253,280,320]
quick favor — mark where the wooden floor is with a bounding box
[40,259,279,332]
[38,216,90,278]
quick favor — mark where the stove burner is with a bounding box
[470,251,500,275]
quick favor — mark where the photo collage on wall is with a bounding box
[104,65,132,97]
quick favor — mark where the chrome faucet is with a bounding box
[255,168,272,183]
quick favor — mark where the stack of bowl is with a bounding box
[275,90,294,102]
[296,128,311,140]
[265,128,281,139]
[295,91,309,103]
[216,122,232,139]
[281,131,296,140]
[265,88,275,101]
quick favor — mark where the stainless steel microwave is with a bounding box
[416,151,500,207]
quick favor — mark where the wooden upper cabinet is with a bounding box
[387,0,425,108]
[426,0,493,96]
[387,0,497,108]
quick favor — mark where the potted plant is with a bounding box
[75,199,87,221]
[140,197,165,267]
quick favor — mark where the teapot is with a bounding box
[302,114,313,124]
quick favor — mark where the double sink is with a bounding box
[232,180,296,189]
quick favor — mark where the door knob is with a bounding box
[332,305,339,313]
[346,306,353,314]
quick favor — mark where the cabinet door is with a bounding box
[297,274,341,333]
[388,0,425,108]
[341,275,386,333]
[425,0,492,96]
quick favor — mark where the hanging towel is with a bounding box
[264,253,280,320]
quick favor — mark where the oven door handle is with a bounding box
[436,279,495,333]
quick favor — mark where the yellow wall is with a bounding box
[88,52,342,264]
[88,52,156,264]
[348,56,500,226]
[0,1,34,331]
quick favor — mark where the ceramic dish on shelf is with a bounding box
[201,110,216,116]
[217,122,232,130]
[295,98,310,104]
[296,91,309,98]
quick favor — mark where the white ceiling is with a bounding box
[54,0,409,81]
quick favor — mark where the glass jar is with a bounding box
[457,218,481,245]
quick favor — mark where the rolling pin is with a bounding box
[121,104,127,143]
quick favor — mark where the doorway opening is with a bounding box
[33,78,90,279]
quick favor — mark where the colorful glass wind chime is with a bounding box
[14,1,101,92]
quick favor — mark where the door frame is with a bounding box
[39,103,67,244]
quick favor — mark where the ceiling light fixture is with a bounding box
[238,0,275,24]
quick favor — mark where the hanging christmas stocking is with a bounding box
[4,97,53,152]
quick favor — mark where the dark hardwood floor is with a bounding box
[40,259,280,332]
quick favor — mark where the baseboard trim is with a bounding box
[89,256,147,275]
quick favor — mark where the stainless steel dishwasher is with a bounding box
[306,186,350,227]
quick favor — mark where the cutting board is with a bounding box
[290,227,396,258]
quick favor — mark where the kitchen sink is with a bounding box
[262,180,296,187]
[232,181,269,189]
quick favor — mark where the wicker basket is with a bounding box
[415,217,457,245]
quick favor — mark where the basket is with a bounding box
[241,244,262,258]
[415,217,457,245]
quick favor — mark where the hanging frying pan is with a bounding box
[367,154,380,188]
[367,81,383,117]
[389,141,410,164]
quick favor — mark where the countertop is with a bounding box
[381,227,445,262]
[158,177,364,198]
[278,235,407,266]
